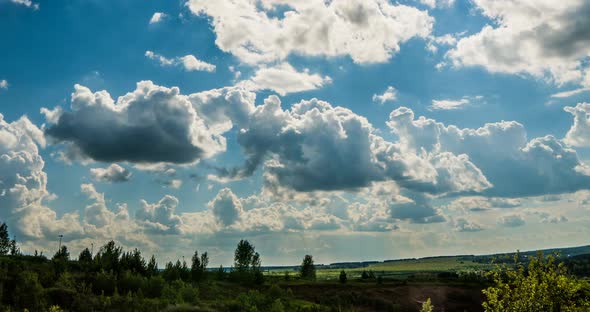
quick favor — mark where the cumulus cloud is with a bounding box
[453,218,484,232]
[146,51,215,72]
[498,214,525,228]
[238,63,332,96]
[208,188,244,226]
[214,97,490,197]
[430,98,469,110]
[10,0,39,10]
[43,81,226,164]
[447,0,590,88]
[447,196,522,212]
[0,113,84,240]
[186,0,433,64]
[387,107,590,197]
[563,103,590,147]
[149,12,166,24]
[136,195,184,234]
[90,164,132,183]
[420,0,455,9]
[372,86,397,104]
[0,80,7,89]
[389,193,445,224]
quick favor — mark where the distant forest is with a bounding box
[0,222,589,311]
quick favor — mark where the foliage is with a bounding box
[300,255,316,280]
[0,223,10,256]
[339,270,347,284]
[482,252,590,312]
[420,298,434,312]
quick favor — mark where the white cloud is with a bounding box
[90,164,132,183]
[387,107,590,197]
[447,196,521,212]
[372,86,397,104]
[208,188,244,226]
[563,103,590,147]
[146,51,215,72]
[238,63,332,96]
[0,80,7,89]
[453,218,484,232]
[430,98,469,110]
[10,0,39,10]
[136,195,184,234]
[447,0,590,87]
[420,0,455,9]
[498,214,525,227]
[186,0,433,64]
[149,12,166,24]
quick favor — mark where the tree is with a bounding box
[0,222,10,255]
[482,252,590,311]
[146,255,158,276]
[300,255,316,280]
[234,240,256,272]
[53,245,70,261]
[420,298,434,312]
[339,270,347,284]
[191,250,203,282]
[9,236,18,255]
[95,241,122,274]
[78,247,92,264]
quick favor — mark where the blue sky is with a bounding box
[1,0,589,266]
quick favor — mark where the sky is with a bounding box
[0,0,590,266]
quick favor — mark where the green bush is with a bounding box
[483,253,590,312]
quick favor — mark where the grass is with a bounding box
[265,256,495,281]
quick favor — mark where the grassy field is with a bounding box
[266,256,495,280]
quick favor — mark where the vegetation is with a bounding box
[0,222,589,311]
[482,252,590,311]
[300,255,316,280]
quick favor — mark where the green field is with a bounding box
[266,256,496,280]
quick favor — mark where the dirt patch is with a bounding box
[285,282,485,312]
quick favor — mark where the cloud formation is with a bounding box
[90,164,132,183]
[372,86,397,104]
[208,188,244,226]
[145,51,216,72]
[43,81,226,164]
[387,107,590,197]
[0,80,7,89]
[187,0,433,64]
[498,214,525,228]
[447,0,590,89]
[136,195,184,234]
[564,103,590,147]
[238,63,332,96]
[10,0,38,10]
[149,12,166,24]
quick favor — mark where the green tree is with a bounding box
[53,245,70,261]
[146,255,158,276]
[0,222,10,255]
[9,236,18,255]
[482,252,590,311]
[234,240,256,272]
[191,250,202,282]
[339,270,347,284]
[95,240,122,274]
[300,255,316,280]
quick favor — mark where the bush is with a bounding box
[482,252,590,311]
[339,270,347,284]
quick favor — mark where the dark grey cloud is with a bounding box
[43,81,226,164]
